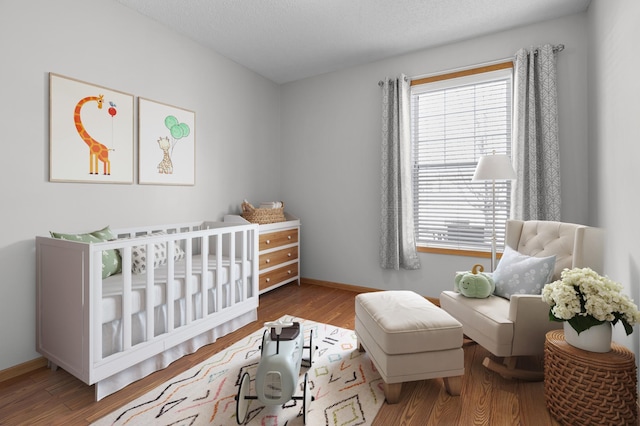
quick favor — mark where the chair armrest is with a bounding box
[507,294,547,322]
[508,294,561,356]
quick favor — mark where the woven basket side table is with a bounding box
[544,329,637,426]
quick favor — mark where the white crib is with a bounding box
[36,221,259,400]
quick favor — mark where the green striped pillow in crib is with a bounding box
[50,225,122,279]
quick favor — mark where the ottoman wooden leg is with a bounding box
[383,382,402,404]
[443,375,462,396]
[358,343,366,353]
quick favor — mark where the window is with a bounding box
[410,63,513,254]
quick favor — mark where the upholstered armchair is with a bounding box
[440,220,604,380]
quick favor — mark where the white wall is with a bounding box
[0,1,612,374]
[588,0,640,355]
[281,14,591,295]
[0,0,282,371]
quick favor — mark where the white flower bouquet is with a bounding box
[541,267,640,335]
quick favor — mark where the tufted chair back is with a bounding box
[505,220,604,282]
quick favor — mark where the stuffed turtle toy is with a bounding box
[454,264,495,298]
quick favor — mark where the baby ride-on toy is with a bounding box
[236,319,316,424]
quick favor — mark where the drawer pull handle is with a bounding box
[266,239,271,244]
[287,270,292,274]
[287,253,292,257]
[266,278,270,283]
[265,259,270,263]
[287,235,292,240]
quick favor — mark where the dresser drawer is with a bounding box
[259,228,298,251]
[259,263,299,291]
[259,246,298,271]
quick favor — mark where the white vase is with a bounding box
[563,321,612,353]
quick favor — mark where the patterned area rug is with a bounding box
[93,316,384,425]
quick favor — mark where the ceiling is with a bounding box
[116,0,591,84]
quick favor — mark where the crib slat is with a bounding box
[201,236,209,318]
[121,247,132,351]
[145,242,155,342]
[229,231,236,305]
[166,240,175,333]
[240,229,247,300]
[93,250,103,365]
[215,235,222,312]
[185,238,193,324]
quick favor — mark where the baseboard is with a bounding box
[301,277,378,293]
[0,357,48,383]
[300,277,440,306]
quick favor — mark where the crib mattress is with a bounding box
[101,256,251,323]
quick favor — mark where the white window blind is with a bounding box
[410,67,513,252]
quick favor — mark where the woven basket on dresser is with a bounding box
[241,201,286,224]
[544,329,637,426]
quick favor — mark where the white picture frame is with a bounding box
[138,97,196,186]
[49,73,134,183]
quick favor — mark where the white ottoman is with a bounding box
[355,290,464,403]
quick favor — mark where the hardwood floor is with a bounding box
[0,282,560,425]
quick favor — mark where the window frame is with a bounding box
[410,61,514,258]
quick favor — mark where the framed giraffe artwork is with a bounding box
[49,73,134,183]
[138,98,196,186]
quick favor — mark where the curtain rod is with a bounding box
[378,43,565,87]
[530,43,564,55]
[378,75,408,87]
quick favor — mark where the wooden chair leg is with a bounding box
[503,356,517,370]
[443,375,462,396]
[383,382,402,404]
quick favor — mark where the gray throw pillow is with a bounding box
[493,246,556,299]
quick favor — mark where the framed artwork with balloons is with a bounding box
[138,98,195,185]
[49,73,134,183]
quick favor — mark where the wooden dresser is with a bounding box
[225,213,300,295]
[257,214,300,294]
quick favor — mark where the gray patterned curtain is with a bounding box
[511,44,561,221]
[379,75,421,270]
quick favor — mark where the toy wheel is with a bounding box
[236,372,250,424]
[261,329,268,356]
[302,372,312,424]
[308,330,314,366]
